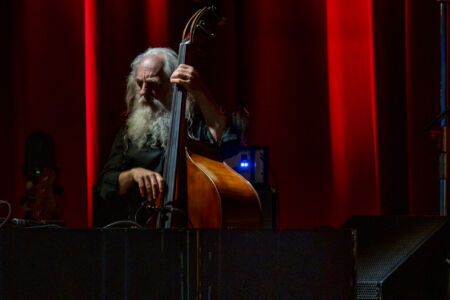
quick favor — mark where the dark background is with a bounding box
[0,0,443,228]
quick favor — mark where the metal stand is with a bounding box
[439,1,449,216]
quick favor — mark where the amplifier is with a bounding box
[224,146,268,188]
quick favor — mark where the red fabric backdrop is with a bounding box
[0,0,442,228]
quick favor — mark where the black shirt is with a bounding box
[95,117,239,225]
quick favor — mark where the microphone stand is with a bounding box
[438,0,449,216]
[428,1,449,216]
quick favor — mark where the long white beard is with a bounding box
[126,90,196,150]
[127,97,171,149]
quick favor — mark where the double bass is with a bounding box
[156,6,261,229]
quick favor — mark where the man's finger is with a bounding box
[156,175,165,193]
[138,177,146,198]
[144,177,153,201]
[171,78,189,86]
[172,71,191,81]
[150,174,160,200]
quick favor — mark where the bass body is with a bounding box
[187,149,261,228]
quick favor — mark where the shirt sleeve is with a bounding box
[97,128,126,200]
[217,124,241,159]
[190,115,241,160]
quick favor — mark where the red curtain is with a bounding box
[326,0,381,226]
[85,0,98,228]
[0,0,442,228]
[241,1,333,228]
[2,0,86,227]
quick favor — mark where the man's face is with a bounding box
[135,54,170,107]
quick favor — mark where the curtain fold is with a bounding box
[326,0,381,227]
[85,0,98,227]
[6,0,86,227]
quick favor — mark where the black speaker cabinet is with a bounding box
[343,216,449,300]
[0,229,355,299]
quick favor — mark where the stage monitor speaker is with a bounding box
[343,216,449,300]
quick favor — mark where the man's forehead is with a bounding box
[137,54,165,77]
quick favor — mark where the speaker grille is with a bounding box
[356,282,380,300]
[344,216,448,299]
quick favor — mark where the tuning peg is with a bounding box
[196,22,216,39]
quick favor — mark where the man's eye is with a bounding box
[136,81,143,88]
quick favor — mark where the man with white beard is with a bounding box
[96,48,239,225]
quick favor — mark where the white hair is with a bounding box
[125,47,178,115]
[124,47,196,150]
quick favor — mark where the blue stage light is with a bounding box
[240,161,249,168]
[224,147,268,188]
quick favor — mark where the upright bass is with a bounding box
[156,6,262,229]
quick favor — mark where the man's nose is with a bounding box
[139,82,147,96]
